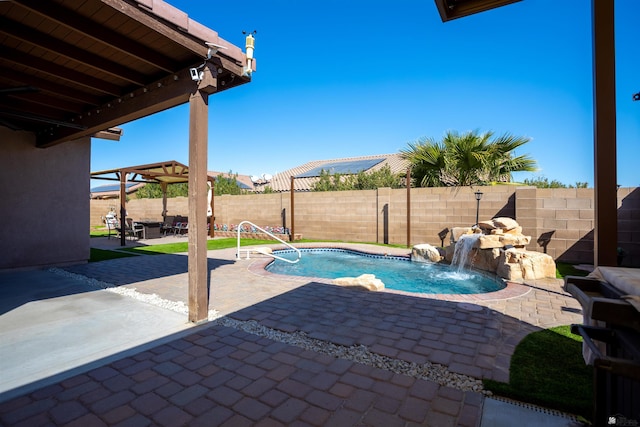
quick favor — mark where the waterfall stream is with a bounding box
[451,234,482,273]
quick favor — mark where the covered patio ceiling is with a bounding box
[0,0,250,147]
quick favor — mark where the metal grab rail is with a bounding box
[235,220,301,264]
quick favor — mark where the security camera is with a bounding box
[205,42,227,51]
[205,42,227,58]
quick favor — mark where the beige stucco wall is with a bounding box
[1,127,90,270]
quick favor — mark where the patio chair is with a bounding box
[174,219,188,236]
[105,216,119,240]
[161,215,175,236]
[126,218,144,240]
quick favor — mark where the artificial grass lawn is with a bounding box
[555,262,589,279]
[119,237,406,256]
[89,238,278,261]
[119,238,277,255]
[90,229,111,238]
[89,236,404,261]
[89,248,139,262]
[483,325,593,421]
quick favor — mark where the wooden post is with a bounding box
[406,167,411,248]
[160,182,168,221]
[290,176,295,241]
[120,171,126,247]
[209,178,215,238]
[187,64,217,323]
[592,0,618,267]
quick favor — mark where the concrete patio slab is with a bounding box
[0,269,193,402]
[481,398,580,427]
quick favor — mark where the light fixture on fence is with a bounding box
[474,190,483,227]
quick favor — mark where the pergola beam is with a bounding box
[36,70,195,147]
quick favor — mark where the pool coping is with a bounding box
[245,243,531,303]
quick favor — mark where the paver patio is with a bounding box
[0,240,584,426]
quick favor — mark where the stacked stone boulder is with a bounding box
[411,243,444,263]
[417,217,556,281]
[333,274,385,291]
[497,249,557,281]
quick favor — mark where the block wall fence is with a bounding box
[90,186,640,266]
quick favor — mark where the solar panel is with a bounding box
[91,183,137,193]
[296,158,385,178]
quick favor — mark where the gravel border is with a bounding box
[213,316,487,394]
[50,267,488,394]
[50,268,220,320]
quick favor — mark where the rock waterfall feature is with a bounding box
[451,234,482,273]
[412,217,556,281]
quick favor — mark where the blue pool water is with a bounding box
[266,248,505,294]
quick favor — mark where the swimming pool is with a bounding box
[266,248,505,294]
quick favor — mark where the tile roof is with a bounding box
[209,171,255,190]
[252,153,409,192]
[90,182,146,199]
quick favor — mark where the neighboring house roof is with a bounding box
[209,171,255,190]
[90,182,146,199]
[252,153,410,192]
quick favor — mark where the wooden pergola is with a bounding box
[91,160,216,246]
[1,0,253,322]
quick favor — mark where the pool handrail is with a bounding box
[235,220,301,263]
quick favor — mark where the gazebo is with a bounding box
[91,160,216,246]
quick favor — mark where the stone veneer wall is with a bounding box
[90,186,640,266]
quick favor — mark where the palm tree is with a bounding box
[400,130,537,187]
[400,138,448,187]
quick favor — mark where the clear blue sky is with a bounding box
[91,0,639,187]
